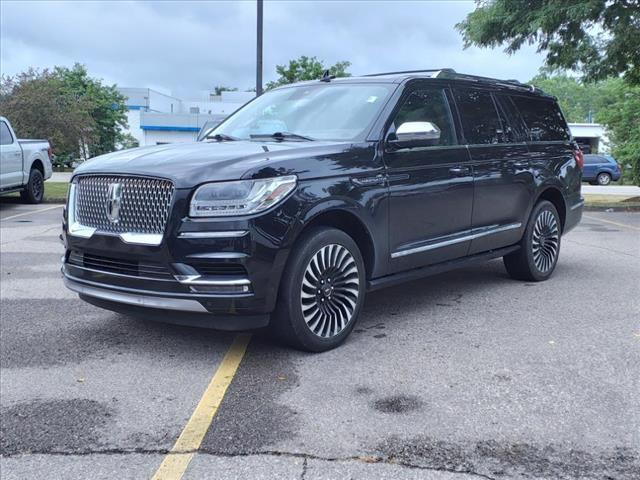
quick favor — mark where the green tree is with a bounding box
[266,56,351,89]
[596,82,640,184]
[0,64,131,161]
[0,68,95,158]
[55,64,129,158]
[529,73,614,123]
[457,0,640,85]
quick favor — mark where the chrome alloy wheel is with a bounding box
[300,244,360,338]
[532,210,559,273]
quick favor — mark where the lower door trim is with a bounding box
[391,222,522,259]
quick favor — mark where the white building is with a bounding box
[118,88,254,146]
[568,123,609,154]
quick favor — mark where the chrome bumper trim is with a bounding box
[570,199,585,210]
[119,233,163,245]
[63,276,209,313]
[174,275,251,286]
[67,226,163,246]
[178,231,249,239]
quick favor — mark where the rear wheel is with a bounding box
[272,227,365,352]
[20,168,44,204]
[504,200,561,282]
[596,172,612,185]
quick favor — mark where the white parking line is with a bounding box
[0,205,63,222]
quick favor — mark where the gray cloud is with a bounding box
[1,0,544,97]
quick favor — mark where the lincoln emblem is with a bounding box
[105,183,123,223]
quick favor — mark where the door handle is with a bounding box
[350,175,385,187]
[449,166,470,176]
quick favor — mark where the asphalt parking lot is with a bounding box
[1,201,638,480]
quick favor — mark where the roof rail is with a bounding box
[360,68,545,95]
[434,70,540,93]
[363,68,456,77]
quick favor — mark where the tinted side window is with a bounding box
[454,89,503,144]
[0,121,13,145]
[510,96,570,141]
[391,88,456,146]
[494,94,527,142]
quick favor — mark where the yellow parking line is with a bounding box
[1,204,63,222]
[583,214,640,231]
[151,333,252,480]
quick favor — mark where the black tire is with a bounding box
[503,200,561,282]
[272,226,366,352]
[596,172,611,186]
[20,168,45,204]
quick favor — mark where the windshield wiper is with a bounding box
[249,131,315,142]
[206,133,240,142]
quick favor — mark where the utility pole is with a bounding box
[256,0,263,96]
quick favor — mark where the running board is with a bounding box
[367,245,520,292]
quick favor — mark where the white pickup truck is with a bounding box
[0,116,53,203]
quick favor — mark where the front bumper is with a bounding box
[61,189,299,327]
[63,273,269,330]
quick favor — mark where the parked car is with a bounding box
[0,117,52,203]
[582,153,621,185]
[61,69,583,352]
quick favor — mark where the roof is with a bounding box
[281,68,551,97]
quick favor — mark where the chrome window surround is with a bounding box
[391,222,522,258]
[67,176,174,246]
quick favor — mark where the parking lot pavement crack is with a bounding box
[0,448,496,479]
[195,450,498,480]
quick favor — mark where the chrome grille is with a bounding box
[74,176,174,234]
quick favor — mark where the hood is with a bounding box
[73,140,373,189]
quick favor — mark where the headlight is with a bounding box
[189,175,297,217]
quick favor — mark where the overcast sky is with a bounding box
[1,0,545,98]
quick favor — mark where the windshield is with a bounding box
[204,83,394,142]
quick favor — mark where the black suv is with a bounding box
[62,69,583,352]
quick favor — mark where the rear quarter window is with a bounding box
[510,96,570,142]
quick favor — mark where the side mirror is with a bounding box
[388,121,441,149]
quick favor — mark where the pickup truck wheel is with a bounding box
[20,168,44,204]
[503,200,561,282]
[272,227,365,352]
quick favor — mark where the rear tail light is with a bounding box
[47,147,53,161]
[574,149,584,170]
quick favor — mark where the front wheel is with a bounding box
[504,200,561,282]
[20,168,44,204]
[272,227,366,352]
